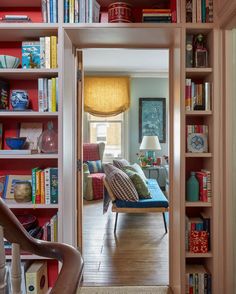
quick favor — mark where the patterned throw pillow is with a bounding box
[123,169,151,199]
[104,164,139,202]
[86,160,103,173]
[113,159,130,170]
[123,163,147,183]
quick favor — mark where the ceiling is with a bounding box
[83,49,169,76]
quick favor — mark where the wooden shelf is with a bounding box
[185,153,212,158]
[4,200,59,209]
[0,69,58,80]
[184,23,215,30]
[186,252,213,258]
[63,23,181,48]
[0,111,58,118]
[0,24,58,41]
[185,68,213,78]
[0,154,58,159]
[185,201,212,207]
[185,111,212,116]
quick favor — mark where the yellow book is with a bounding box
[26,261,48,294]
[35,170,41,204]
[50,36,57,69]
[40,170,45,204]
[51,78,56,112]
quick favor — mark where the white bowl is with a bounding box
[0,55,20,69]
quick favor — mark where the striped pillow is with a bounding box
[113,159,130,170]
[104,164,139,202]
[87,160,103,173]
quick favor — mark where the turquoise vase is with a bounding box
[186,172,199,201]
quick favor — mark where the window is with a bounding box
[88,113,125,162]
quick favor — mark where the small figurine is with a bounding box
[194,34,208,67]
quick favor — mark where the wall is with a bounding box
[129,77,169,163]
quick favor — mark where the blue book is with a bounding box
[50,168,58,204]
[50,0,53,23]
[2,175,9,199]
[22,41,40,69]
[202,0,206,23]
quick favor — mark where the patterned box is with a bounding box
[190,230,209,253]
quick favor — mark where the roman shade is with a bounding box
[84,76,130,116]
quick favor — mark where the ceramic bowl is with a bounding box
[5,137,27,149]
[0,55,20,69]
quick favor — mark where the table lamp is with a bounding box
[140,135,161,159]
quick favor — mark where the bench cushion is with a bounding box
[115,179,168,208]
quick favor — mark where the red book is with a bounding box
[170,0,177,22]
[190,230,209,253]
[196,171,208,202]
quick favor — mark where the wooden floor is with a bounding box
[82,200,169,286]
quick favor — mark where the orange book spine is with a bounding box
[35,170,41,204]
[41,170,45,204]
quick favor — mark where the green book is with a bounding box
[50,168,58,204]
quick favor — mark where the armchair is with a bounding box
[83,142,105,200]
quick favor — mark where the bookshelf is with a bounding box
[0,0,229,292]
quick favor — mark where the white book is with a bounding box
[46,0,50,23]
[45,36,51,69]
[79,0,86,22]
[44,168,51,204]
[38,78,44,112]
[43,78,48,112]
[0,150,31,155]
[41,0,47,23]
[204,82,211,111]
[47,79,52,112]
[92,0,100,23]
[39,37,45,68]
[53,0,57,23]
[74,0,79,23]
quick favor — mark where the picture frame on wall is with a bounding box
[139,98,166,143]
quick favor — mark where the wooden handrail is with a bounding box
[0,199,83,294]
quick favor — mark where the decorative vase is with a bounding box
[10,90,29,110]
[37,121,58,153]
[186,172,199,201]
[14,181,32,203]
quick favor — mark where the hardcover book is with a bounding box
[0,79,9,109]
[22,41,41,69]
[0,175,5,198]
[26,261,48,294]
[0,123,2,149]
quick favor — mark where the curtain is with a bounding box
[84,76,130,116]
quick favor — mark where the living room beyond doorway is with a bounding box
[81,49,170,286]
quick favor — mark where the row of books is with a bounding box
[186,125,209,153]
[195,170,211,202]
[38,77,58,112]
[22,36,58,69]
[41,0,58,23]
[64,0,100,23]
[32,167,58,204]
[5,261,48,293]
[42,213,58,242]
[185,80,211,111]
[186,265,212,294]
[185,213,210,253]
[142,9,172,23]
[186,0,213,23]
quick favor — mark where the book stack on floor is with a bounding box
[186,0,213,23]
[32,167,58,204]
[41,0,58,23]
[64,0,100,23]
[22,36,58,69]
[185,79,211,111]
[142,9,172,23]
[186,264,212,293]
[38,77,58,112]
[185,213,210,253]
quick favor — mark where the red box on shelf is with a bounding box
[190,230,209,253]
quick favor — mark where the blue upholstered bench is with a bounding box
[104,178,169,234]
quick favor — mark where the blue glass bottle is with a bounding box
[186,172,199,201]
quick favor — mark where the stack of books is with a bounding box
[38,77,58,112]
[185,79,211,111]
[186,265,212,293]
[42,213,58,241]
[142,9,172,23]
[32,167,58,205]
[185,213,210,253]
[186,0,213,23]
[22,36,58,69]
[195,170,211,202]
[64,0,100,23]
[41,0,58,23]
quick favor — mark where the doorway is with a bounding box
[81,49,170,286]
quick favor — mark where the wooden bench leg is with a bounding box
[162,212,168,234]
[114,213,118,233]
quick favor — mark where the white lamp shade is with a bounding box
[140,135,161,151]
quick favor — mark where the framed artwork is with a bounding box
[139,98,166,143]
